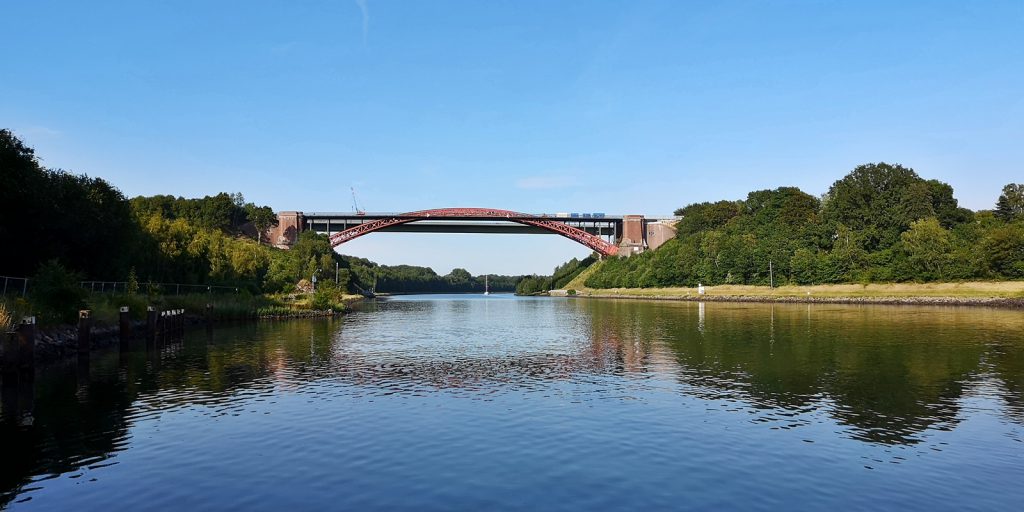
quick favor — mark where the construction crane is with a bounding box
[351,187,366,215]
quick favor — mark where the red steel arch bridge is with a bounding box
[269,209,678,256]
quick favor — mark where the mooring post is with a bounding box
[2,330,16,374]
[119,306,132,343]
[173,309,181,339]
[157,311,166,342]
[77,310,92,355]
[146,306,157,343]
[205,303,214,332]
[17,316,36,369]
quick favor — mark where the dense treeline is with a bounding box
[1,130,522,297]
[374,265,519,293]
[515,256,596,295]
[2,129,138,278]
[131,193,275,238]
[585,163,1024,288]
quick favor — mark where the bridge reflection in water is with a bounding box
[1,297,1022,509]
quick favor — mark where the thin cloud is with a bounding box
[515,176,580,190]
[21,126,62,137]
[355,0,369,44]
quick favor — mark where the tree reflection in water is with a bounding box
[1,299,1022,506]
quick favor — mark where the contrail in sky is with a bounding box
[355,0,369,44]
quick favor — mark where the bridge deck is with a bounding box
[307,220,617,236]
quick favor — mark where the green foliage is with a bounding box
[1,130,138,278]
[245,203,277,242]
[981,224,1024,278]
[515,276,551,295]
[674,200,741,235]
[822,162,934,250]
[126,267,140,295]
[899,218,951,281]
[515,256,596,294]
[310,289,346,312]
[585,163,1024,289]
[374,264,520,293]
[31,260,88,324]
[995,183,1024,222]
[130,192,256,233]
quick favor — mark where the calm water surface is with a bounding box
[2,295,1023,511]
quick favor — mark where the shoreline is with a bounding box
[551,281,1024,309]
[565,292,1024,308]
[2,303,362,364]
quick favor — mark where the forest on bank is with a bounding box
[0,129,520,301]
[7,128,1023,303]
[515,256,596,295]
[583,163,1024,289]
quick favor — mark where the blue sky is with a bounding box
[3,1,1022,275]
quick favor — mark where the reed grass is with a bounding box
[0,301,12,332]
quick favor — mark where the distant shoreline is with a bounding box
[568,293,1024,308]
[551,281,1024,309]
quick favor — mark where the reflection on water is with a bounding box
[2,296,1023,510]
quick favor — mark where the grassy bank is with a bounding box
[555,261,1024,306]
[2,291,364,329]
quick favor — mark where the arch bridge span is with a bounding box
[269,208,679,256]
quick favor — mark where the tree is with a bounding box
[995,184,1024,222]
[982,224,1024,278]
[926,180,973,227]
[822,163,935,250]
[790,248,819,285]
[900,218,951,280]
[674,200,741,236]
[245,203,277,243]
[31,260,87,324]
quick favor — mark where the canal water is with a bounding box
[1,295,1023,511]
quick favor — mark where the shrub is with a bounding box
[31,260,88,324]
[310,289,345,312]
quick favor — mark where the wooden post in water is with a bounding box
[2,330,16,374]
[17,317,36,369]
[77,310,91,355]
[205,303,213,331]
[119,306,132,343]
[146,306,157,344]
[175,309,183,339]
[158,311,167,342]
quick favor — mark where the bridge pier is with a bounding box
[268,211,305,248]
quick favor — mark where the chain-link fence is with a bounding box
[1,276,240,297]
[81,281,240,295]
[1,276,30,297]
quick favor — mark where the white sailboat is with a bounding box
[484,275,490,295]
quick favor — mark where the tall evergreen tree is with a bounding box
[995,183,1024,221]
